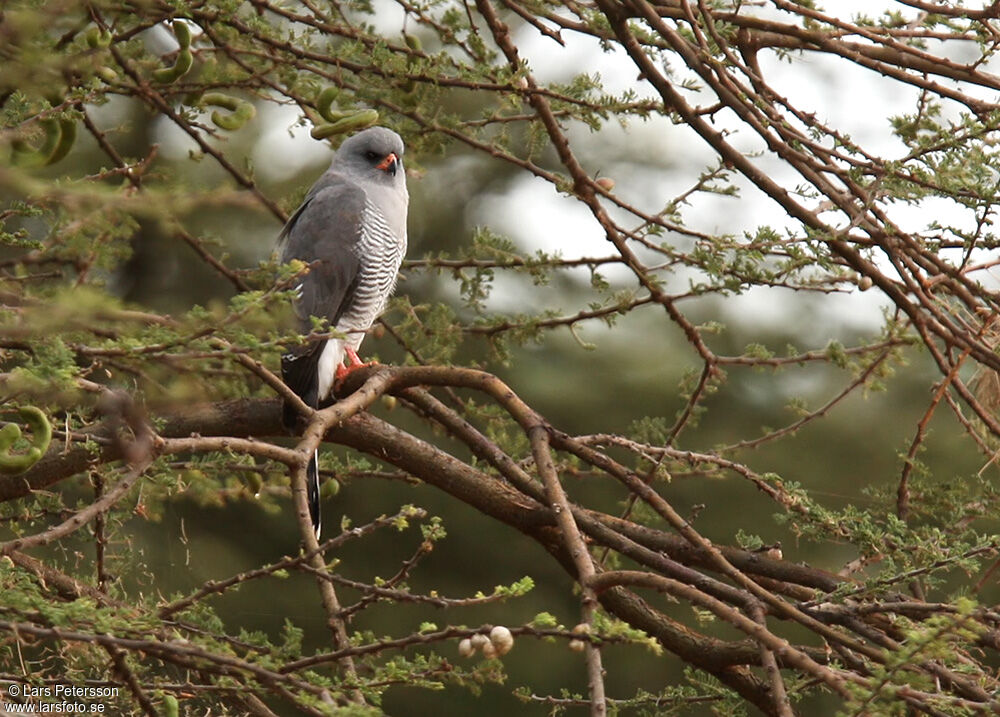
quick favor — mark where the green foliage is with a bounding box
[3,1,1000,715]
[475,575,534,600]
[530,611,561,629]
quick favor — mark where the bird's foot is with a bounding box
[335,348,377,382]
[335,363,373,382]
[344,346,365,368]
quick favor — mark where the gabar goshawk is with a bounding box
[278,126,409,538]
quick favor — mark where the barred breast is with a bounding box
[336,199,407,348]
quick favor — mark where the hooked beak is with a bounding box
[375,152,399,176]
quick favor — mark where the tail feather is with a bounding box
[308,449,322,539]
[281,341,324,430]
[282,342,325,539]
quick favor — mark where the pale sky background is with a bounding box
[469,1,999,333]
[147,1,1000,337]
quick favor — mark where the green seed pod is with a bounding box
[400,35,423,93]
[316,87,343,122]
[201,93,256,131]
[320,477,340,499]
[0,424,21,453]
[11,119,61,168]
[152,47,192,83]
[96,66,118,82]
[211,103,254,130]
[173,21,192,49]
[86,26,113,49]
[239,471,264,495]
[310,109,379,140]
[46,119,77,165]
[161,694,179,717]
[202,93,238,111]
[0,407,51,476]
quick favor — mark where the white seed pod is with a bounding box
[481,640,497,658]
[458,638,475,658]
[470,633,489,651]
[571,623,591,635]
[489,625,514,656]
[568,639,586,652]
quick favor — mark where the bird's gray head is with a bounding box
[333,127,407,191]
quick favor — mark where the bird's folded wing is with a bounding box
[278,174,366,331]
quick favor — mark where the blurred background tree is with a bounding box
[3,0,1000,715]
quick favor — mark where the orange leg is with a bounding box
[335,347,376,382]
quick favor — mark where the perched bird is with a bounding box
[278,127,409,537]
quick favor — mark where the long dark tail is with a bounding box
[281,342,323,432]
[282,343,324,539]
[307,449,321,539]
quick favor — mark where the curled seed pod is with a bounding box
[0,424,22,453]
[201,93,256,131]
[571,623,591,636]
[0,407,51,476]
[568,639,586,653]
[202,93,240,112]
[46,119,77,165]
[310,109,379,140]
[152,48,193,83]
[211,102,254,131]
[96,66,118,82]
[173,21,192,49]
[319,109,351,123]
[151,23,194,83]
[381,395,397,411]
[86,26,113,48]
[480,640,497,659]
[11,119,61,167]
[595,177,615,191]
[470,634,489,651]
[316,87,343,123]
[458,638,475,658]
[489,626,514,656]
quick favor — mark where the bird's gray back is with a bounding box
[278,174,366,332]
